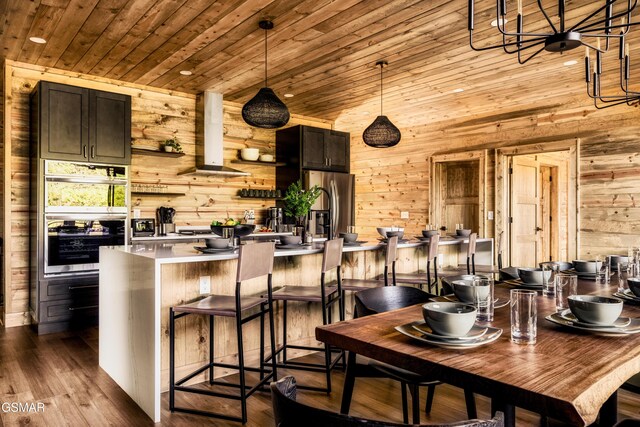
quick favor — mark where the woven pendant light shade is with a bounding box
[242,20,290,129]
[242,87,290,128]
[363,115,401,148]
[363,61,401,148]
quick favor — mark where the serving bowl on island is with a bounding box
[376,227,404,240]
[339,232,358,243]
[210,224,256,237]
[422,302,477,337]
[280,235,302,245]
[205,238,229,249]
[456,229,472,237]
[422,230,439,238]
[567,295,623,325]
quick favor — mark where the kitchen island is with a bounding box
[99,236,493,421]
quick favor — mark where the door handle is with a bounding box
[90,146,95,158]
[535,227,543,232]
[83,145,88,158]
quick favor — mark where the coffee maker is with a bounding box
[265,207,283,231]
[156,206,176,236]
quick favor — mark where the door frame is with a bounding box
[496,139,580,265]
[430,150,488,237]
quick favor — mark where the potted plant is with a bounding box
[162,138,182,153]
[283,181,321,237]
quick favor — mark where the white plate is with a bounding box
[623,289,640,299]
[545,313,640,335]
[558,309,631,328]
[276,243,311,249]
[411,320,488,341]
[438,294,509,309]
[395,322,502,349]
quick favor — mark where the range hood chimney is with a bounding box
[178,91,249,176]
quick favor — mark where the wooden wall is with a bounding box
[1,61,331,327]
[340,103,640,258]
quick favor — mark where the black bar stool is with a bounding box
[394,234,441,293]
[169,241,277,424]
[268,238,344,393]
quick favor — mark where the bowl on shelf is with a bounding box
[568,295,623,325]
[240,148,260,161]
[259,154,274,162]
[205,238,229,249]
[376,227,404,239]
[339,232,358,243]
[210,224,256,237]
[280,235,302,245]
[422,302,477,337]
[517,267,551,285]
[456,229,472,237]
[422,230,439,238]
[573,260,598,274]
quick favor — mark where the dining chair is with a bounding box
[340,286,478,425]
[393,234,441,294]
[441,233,502,281]
[272,376,504,427]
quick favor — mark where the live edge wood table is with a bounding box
[316,280,640,427]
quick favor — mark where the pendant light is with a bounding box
[363,61,401,148]
[242,20,290,129]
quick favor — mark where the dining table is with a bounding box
[315,277,640,426]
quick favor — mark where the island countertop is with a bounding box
[111,236,494,264]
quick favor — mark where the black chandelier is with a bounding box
[585,34,640,108]
[242,20,290,129]
[469,0,639,64]
[363,61,401,148]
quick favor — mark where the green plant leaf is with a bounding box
[283,180,321,219]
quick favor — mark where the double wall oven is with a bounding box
[42,161,128,275]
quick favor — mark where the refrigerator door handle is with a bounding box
[331,180,339,239]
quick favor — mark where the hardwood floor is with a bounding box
[0,326,638,426]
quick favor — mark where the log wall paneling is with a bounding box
[1,60,331,327]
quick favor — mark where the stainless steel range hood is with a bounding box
[178,91,249,176]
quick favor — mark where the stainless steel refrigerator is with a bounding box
[303,170,355,239]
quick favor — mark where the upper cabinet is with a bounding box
[31,81,131,165]
[278,125,350,173]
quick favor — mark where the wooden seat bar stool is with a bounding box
[393,234,441,293]
[169,241,277,424]
[268,238,344,393]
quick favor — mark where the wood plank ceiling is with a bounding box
[2,0,640,127]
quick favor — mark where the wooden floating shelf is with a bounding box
[132,148,185,158]
[237,196,283,200]
[230,159,286,167]
[131,191,186,197]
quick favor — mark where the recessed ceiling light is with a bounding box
[283,93,294,98]
[563,60,578,66]
[29,37,46,44]
[490,18,507,27]
[179,70,193,76]
[452,88,465,93]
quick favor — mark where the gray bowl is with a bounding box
[517,268,551,285]
[568,295,623,325]
[377,227,404,239]
[628,278,640,298]
[422,302,477,337]
[280,235,302,245]
[539,261,573,271]
[609,255,629,268]
[422,230,439,238]
[385,230,404,239]
[339,232,358,243]
[205,238,229,249]
[573,260,597,273]
[451,280,490,304]
[456,229,472,237]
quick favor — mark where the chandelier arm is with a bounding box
[502,38,546,54]
[469,33,547,51]
[517,45,546,64]
[573,1,638,33]
[537,0,559,34]
[568,0,617,32]
[581,40,610,54]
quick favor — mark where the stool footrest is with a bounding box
[170,406,244,423]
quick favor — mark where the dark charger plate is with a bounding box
[210,224,256,237]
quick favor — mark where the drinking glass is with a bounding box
[510,289,537,345]
[618,262,630,293]
[597,256,611,285]
[347,225,357,234]
[472,276,494,322]
[455,223,463,230]
[555,272,578,312]
[540,262,559,297]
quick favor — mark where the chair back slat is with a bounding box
[355,286,433,318]
[322,238,344,273]
[496,231,504,255]
[427,233,440,261]
[467,233,477,257]
[236,241,275,282]
[385,236,399,267]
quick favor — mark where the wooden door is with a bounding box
[301,126,327,170]
[325,130,349,172]
[38,81,89,161]
[89,90,131,165]
[510,156,541,267]
[439,161,479,234]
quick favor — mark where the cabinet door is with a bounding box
[326,130,350,172]
[301,126,328,170]
[40,82,89,161]
[89,90,131,165]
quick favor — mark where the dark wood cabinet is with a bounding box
[279,125,350,173]
[31,81,131,165]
